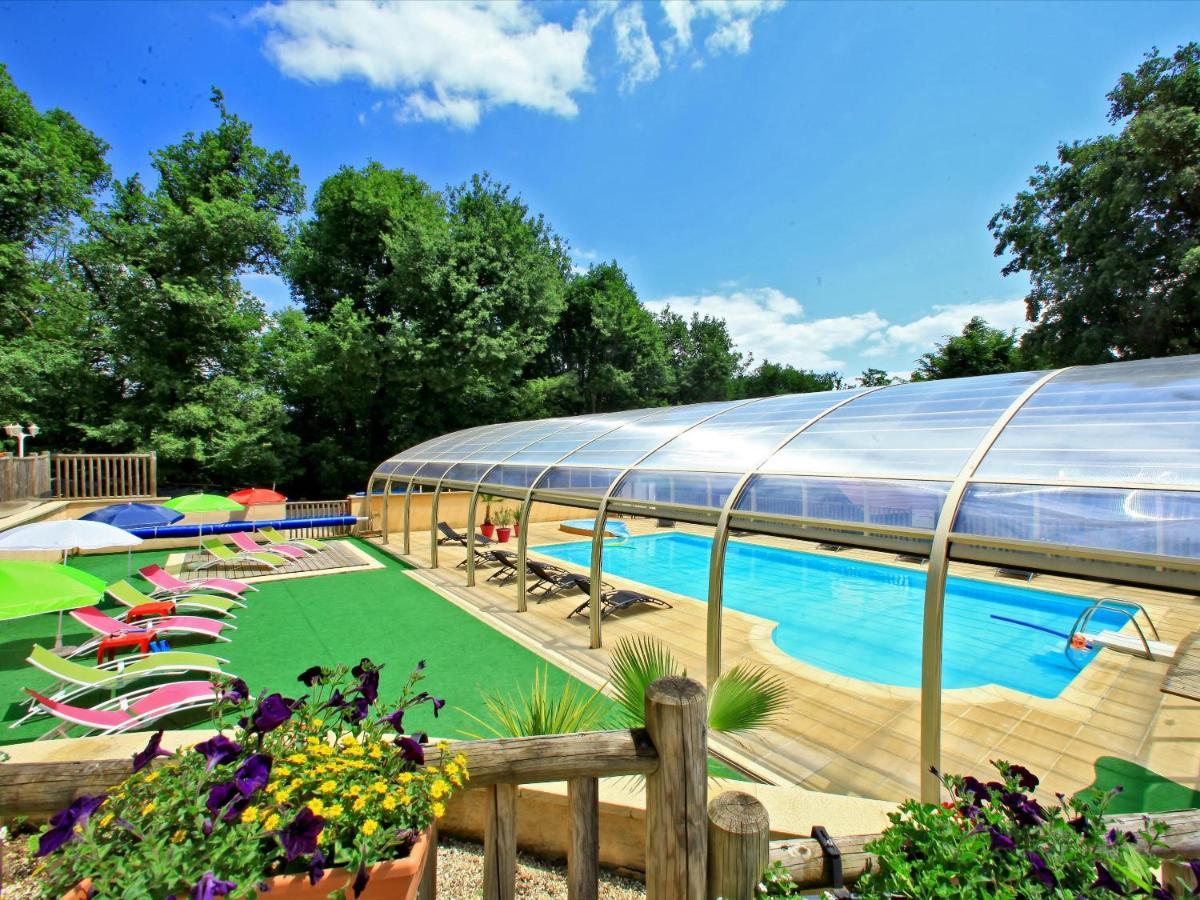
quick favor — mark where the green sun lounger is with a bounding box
[258,526,328,553]
[107,579,243,616]
[15,643,231,728]
[197,537,287,570]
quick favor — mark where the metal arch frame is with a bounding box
[705,387,885,687]
[918,367,1069,802]
[586,399,763,649]
[513,409,668,612]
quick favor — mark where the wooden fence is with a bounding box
[0,452,51,502]
[284,499,353,537]
[2,676,1198,899]
[52,453,156,500]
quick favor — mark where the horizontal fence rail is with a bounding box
[52,453,156,500]
[0,453,51,502]
[284,499,353,537]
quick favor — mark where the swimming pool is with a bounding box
[533,532,1128,698]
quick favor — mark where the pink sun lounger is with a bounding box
[139,563,257,599]
[229,531,306,560]
[68,606,234,658]
[25,681,220,739]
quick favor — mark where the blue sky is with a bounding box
[3,0,1197,379]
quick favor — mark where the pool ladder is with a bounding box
[1065,599,1161,668]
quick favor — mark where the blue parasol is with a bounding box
[80,502,184,529]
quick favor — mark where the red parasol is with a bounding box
[227,488,287,506]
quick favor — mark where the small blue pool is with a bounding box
[533,532,1127,698]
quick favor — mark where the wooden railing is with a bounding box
[284,499,353,537]
[52,453,156,500]
[0,452,51,502]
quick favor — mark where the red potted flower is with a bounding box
[495,509,513,543]
[480,494,498,539]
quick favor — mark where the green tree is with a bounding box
[70,88,304,486]
[736,361,842,398]
[858,368,896,387]
[657,308,747,403]
[910,316,1019,381]
[990,44,1200,365]
[527,261,668,414]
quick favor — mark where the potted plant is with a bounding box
[512,509,521,539]
[495,508,513,543]
[479,494,499,539]
[36,658,467,899]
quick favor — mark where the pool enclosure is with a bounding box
[368,353,1200,800]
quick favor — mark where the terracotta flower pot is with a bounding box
[262,830,431,899]
[496,526,512,543]
[480,523,495,539]
[512,522,520,537]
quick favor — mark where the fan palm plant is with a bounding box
[459,666,611,739]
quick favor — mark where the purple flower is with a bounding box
[342,696,369,724]
[959,776,990,804]
[36,794,107,857]
[281,807,325,861]
[133,730,170,773]
[381,708,405,732]
[354,668,380,704]
[1026,851,1057,889]
[431,697,445,718]
[1068,815,1091,834]
[1090,862,1125,895]
[396,735,425,765]
[308,848,327,886]
[221,678,250,704]
[297,665,325,686]
[1001,792,1045,828]
[249,694,296,735]
[194,735,241,771]
[988,827,1015,851]
[351,658,379,678]
[395,827,418,856]
[190,872,236,900]
[1007,763,1039,791]
[1189,860,1200,885]
[352,863,370,897]
[206,781,250,823]
[321,690,346,711]
[202,817,214,837]
[416,659,426,670]
[235,753,273,797]
[1106,828,1135,846]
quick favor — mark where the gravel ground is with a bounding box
[0,832,646,899]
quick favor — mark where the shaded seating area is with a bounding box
[198,537,287,570]
[566,577,672,620]
[527,559,592,599]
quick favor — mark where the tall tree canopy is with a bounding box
[990,44,1200,365]
[657,308,747,404]
[737,361,841,398]
[910,316,1019,381]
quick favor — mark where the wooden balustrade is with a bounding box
[52,453,156,500]
[0,452,51,502]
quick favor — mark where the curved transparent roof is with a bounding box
[373,354,1200,565]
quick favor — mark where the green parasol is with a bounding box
[162,493,245,513]
[0,561,106,651]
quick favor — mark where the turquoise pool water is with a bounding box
[533,532,1125,698]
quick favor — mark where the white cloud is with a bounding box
[253,1,595,129]
[645,288,1029,375]
[661,0,783,59]
[613,4,660,91]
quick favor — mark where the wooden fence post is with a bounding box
[644,676,708,900]
[568,776,600,900]
[707,792,769,900]
[483,783,517,900]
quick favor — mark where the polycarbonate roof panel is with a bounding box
[555,401,741,469]
[612,471,741,510]
[760,372,1043,479]
[736,475,949,531]
[499,409,655,467]
[635,390,865,473]
[973,355,1200,487]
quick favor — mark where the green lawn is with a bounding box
[0,540,608,746]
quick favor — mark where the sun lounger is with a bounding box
[566,580,672,620]
[996,567,1037,582]
[485,549,520,582]
[437,522,494,547]
[817,542,847,552]
[527,559,590,599]
[107,579,242,617]
[68,606,234,658]
[197,537,287,570]
[257,526,328,553]
[230,531,306,560]
[139,564,257,599]
[25,680,222,739]
[896,553,927,565]
[13,643,230,728]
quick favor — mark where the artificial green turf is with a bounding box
[0,540,610,745]
[1077,756,1200,814]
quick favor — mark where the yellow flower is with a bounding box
[362,819,379,837]
[344,745,365,758]
[307,799,325,816]
[349,784,363,796]
[437,740,451,752]
[305,736,321,747]
[425,766,438,775]
[287,753,309,765]
[451,775,463,787]
[400,792,412,806]
[241,806,260,824]
[172,829,187,844]
[397,772,414,785]
[276,766,292,778]
[430,778,450,800]
[454,753,468,768]
[432,801,445,819]
[369,745,383,760]
[444,761,460,777]
[371,781,387,794]
[140,802,156,816]
[275,790,293,804]
[353,796,367,812]
[99,813,114,828]
[340,734,359,746]
[311,717,324,728]
[290,778,304,788]
[319,780,337,794]
[144,770,160,784]
[265,813,281,830]
[326,804,343,818]
[382,796,397,811]
[267,781,281,793]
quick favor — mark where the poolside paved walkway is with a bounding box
[377,517,1200,803]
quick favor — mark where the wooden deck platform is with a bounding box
[174,539,374,582]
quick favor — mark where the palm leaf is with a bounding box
[459,666,610,739]
[607,635,683,728]
[707,664,789,734]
